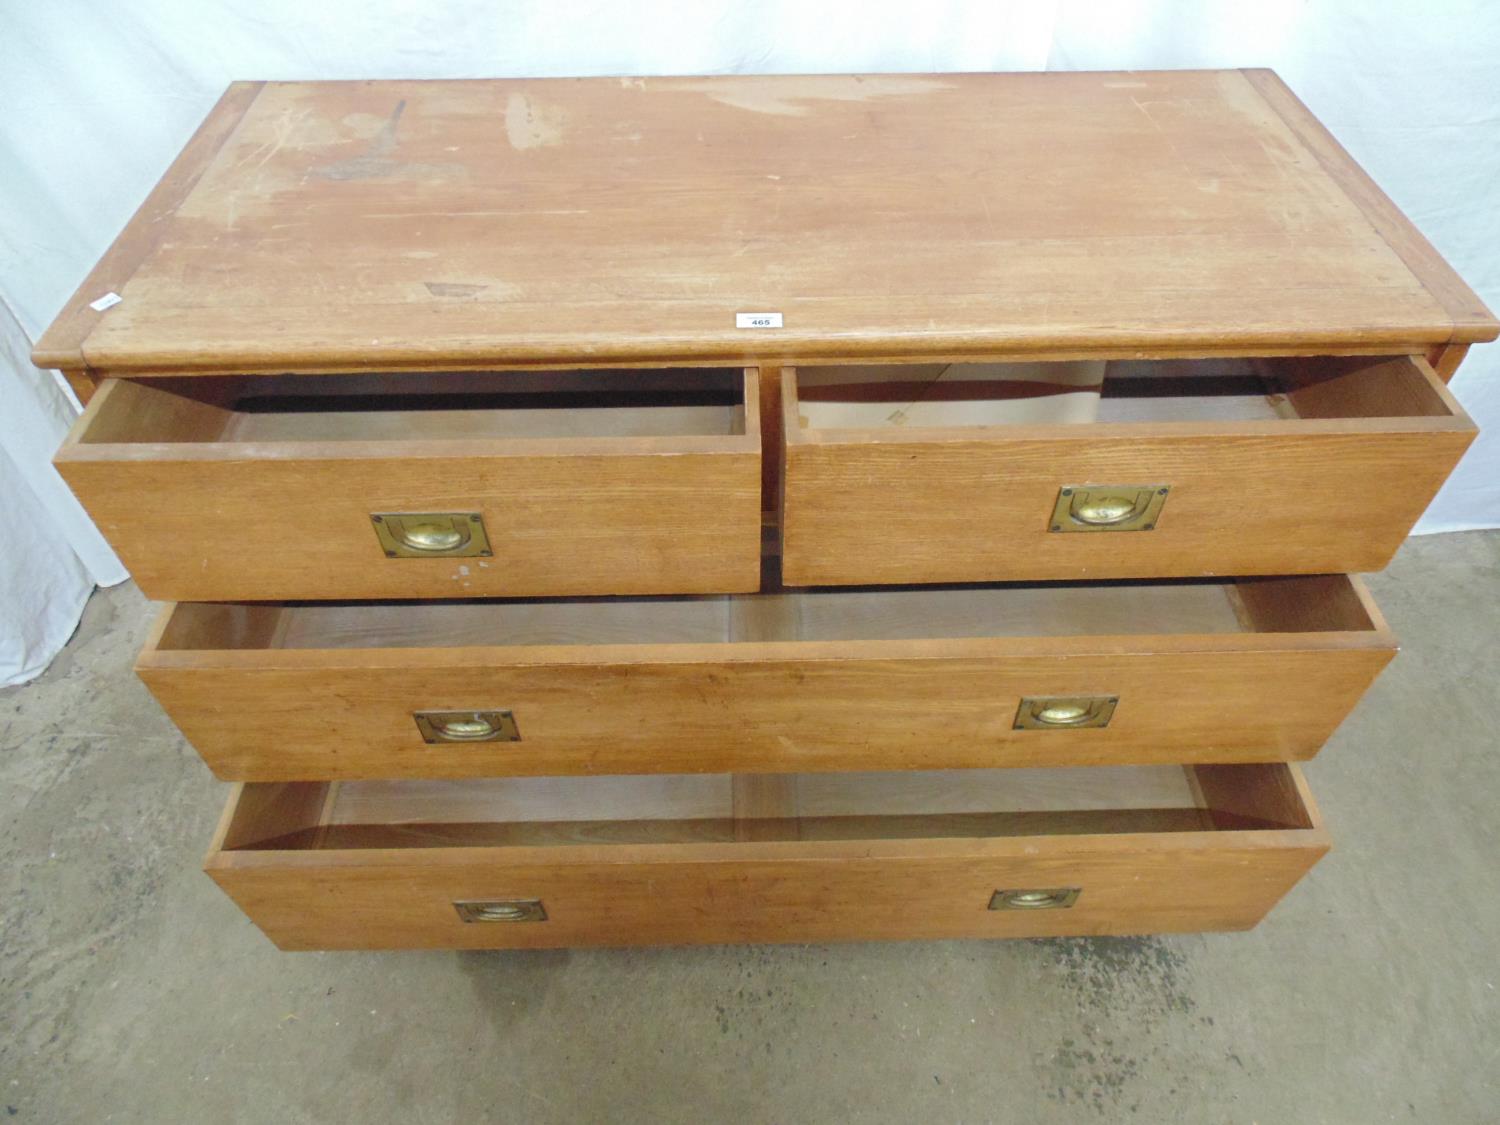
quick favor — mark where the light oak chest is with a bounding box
[39,70,1494,949]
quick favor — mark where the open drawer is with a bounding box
[54,367,761,600]
[206,763,1329,949]
[780,355,1475,585]
[140,574,1394,780]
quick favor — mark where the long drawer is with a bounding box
[780,354,1475,585]
[140,575,1394,780]
[205,763,1329,950]
[54,367,762,600]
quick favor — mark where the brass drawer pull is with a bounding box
[372,512,492,557]
[989,888,1081,911]
[414,710,520,743]
[1014,695,1117,730]
[1049,485,1169,532]
[455,900,547,923]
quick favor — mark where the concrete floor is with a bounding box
[2,533,1497,1124]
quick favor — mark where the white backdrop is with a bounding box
[3,0,1498,683]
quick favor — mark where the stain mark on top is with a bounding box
[424,282,488,299]
[665,75,954,118]
[314,100,465,182]
[505,93,568,150]
[318,99,407,180]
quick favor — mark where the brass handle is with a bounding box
[399,520,469,552]
[1036,702,1091,725]
[1072,494,1142,525]
[1049,485,1169,533]
[1013,696,1117,730]
[454,900,547,923]
[413,710,520,744]
[433,716,494,739]
[371,512,492,557]
[989,888,1081,910]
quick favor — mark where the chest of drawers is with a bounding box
[37,70,1494,950]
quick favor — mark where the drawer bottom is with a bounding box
[205,763,1328,950]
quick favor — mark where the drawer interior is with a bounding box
[794,355,1457,430]
[793,360,1106,426]
[155,574,1379,651]
[76,368,751,444]
[219,763,1316,851]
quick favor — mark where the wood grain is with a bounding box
[57,370,761,600]
[138,576,1393,780]
[781,357,1475,585]
[33,72,1493,379]
[204,764,1328,949]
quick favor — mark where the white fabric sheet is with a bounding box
[0,299,122,683]
[2,1,1497,683]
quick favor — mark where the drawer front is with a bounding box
[56,371,761,600]
[781,356,1475,585]
[211,841,1324,951]
[205,766,1328,950]
[140,577,1394,781]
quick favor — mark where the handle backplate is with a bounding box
[454,900,547,923]
[372,512,492,557]
[414,710,520,744]
[989,888,1082,911]
[1014,695,1118,730]
[1049,485,1169,533]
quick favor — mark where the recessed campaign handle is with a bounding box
[1049,485,1169,532]
[413,710,520,744]
[372,512,493,557]
[1013,696,1118,730]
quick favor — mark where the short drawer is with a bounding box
[141,574,1394,780]
[205,763,1328,950]
[55,367,761,600]
[780,355,1475,585]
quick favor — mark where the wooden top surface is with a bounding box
[35,69,1496,375]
